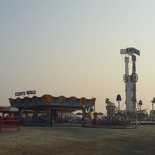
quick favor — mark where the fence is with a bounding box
[0,116,21,132]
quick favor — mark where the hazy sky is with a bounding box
[1,0,155,113]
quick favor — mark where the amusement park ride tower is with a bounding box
[120,48,140,111]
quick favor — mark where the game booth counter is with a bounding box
[9,94,96,127]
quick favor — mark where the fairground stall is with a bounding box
[9,94,96,126]
[0,106,18,116]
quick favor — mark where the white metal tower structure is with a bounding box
[120,48,140,111]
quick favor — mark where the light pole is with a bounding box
[139,100,143,110]
[138,100,142,124]
[116,94,122,110]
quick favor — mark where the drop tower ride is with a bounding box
[120,48,140,111]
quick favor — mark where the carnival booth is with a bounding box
[9,94,96,126]
[0,106,18,116]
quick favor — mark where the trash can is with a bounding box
[50,120,54,127]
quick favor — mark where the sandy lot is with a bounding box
[0,125,155,155]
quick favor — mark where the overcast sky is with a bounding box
[1,0,155,113]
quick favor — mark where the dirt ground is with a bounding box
[0,125,155,155]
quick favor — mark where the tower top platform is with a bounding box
[120,47,140,56]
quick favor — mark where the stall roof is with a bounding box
[9,94,96,110]
[0,106,18,112]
